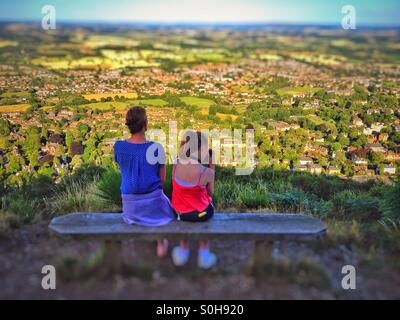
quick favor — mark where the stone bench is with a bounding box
[49,212,326,274]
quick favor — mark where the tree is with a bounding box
[368,151,384,166]
[337,134,350,147]
[0,118,11,136]
[6,154,22,174]
[22,125,41,156]
[77,123,90,136]
[330,142,342,152]
[0,136,10,150]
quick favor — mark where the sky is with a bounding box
[0,0,399,26]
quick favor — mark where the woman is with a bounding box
[114,106,174,257]
[171,131,217,269]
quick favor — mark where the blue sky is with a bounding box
[0,0,399,26]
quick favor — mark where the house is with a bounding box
[59,110,73,118]
[70,141,84,156]
[385,152,400,162]
[294,165,308,172]
[263,120,300,132]
[353,166,371,176]
[327,166,340,175]
[382,165,396,176]
[101,138,117,154]
[39,154,54,166]
[352,116,363,127]
[351,153,368,165]
[371,123,384,133]
[363,127,373,135]
[366,143,386,153]
[378,133,389,143]
[309,164,323,175]
[299,157,313,166]
[49,133,64,144]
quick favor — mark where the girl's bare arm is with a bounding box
[206,168,215,195]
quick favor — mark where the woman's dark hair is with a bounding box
[125,106,147,134]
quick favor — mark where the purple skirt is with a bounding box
[121,189,175,227]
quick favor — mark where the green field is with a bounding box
[82,98,168,111]
[132,99,168,106]
[0,40,18,48]
[83,92,138,101]
[81,101,130,111]
[0,103,31,113]
[0,91,31,98]
[180,96,216,107]
[276,87,322,96]
[231,85,254,93]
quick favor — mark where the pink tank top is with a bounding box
[171,162,212,214]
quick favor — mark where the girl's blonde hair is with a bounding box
[179,130,209,163]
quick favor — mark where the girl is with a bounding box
[171,131,217,269]
[114,106,174,257]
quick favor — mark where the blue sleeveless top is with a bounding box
[114,140,166,194]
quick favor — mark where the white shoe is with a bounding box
[198,249,217,269]
[172,247,190,266]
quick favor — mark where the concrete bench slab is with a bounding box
[49,212,326,241]
[49,212,326,274]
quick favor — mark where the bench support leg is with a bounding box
[247,240,274,275]
[101,240,125,274]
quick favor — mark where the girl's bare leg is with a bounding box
[179,240,189,249]
[199,240,209,249]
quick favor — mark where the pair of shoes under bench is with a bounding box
[172,247,217,269]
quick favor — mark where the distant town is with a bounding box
[0,23,399,187]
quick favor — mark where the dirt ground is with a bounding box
[0,219,399,300]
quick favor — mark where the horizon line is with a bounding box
[1,19,400,29]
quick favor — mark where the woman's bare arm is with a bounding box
[159,165,166,186]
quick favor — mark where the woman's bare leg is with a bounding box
[156,239,169,258]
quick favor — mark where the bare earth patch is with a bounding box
[0,220,399,300]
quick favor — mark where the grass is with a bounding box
[31,57,73,70]
[216,113,238,121]
[81,98,168,111]
[0,165,397,224]
[32,56,135,70]
[276,87,322,96]
[95,168,122,207]
[180,96,216,107]
[49,181,105,215]
[84,35,140,49]
[131,99,168,107]
[1,165,400,290]
[258,53,282,61]
[0,91,31,99]
[0,40,18,48]
[81,101,131,111]
[0,103,31,113]
[231,85,254,93]
[83,92,138,101]
[290,52,348,65]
